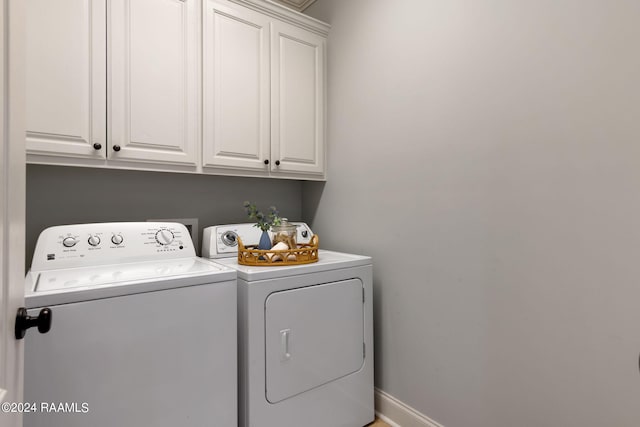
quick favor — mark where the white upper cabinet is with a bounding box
[203,0,271,171]
[25,0,329,179]
[109,0,199,165]
[270,19,325,176]
[25,0,106,159]
[203,0,328,179]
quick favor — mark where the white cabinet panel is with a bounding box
[265,279,364,403]
[109,0,198,165]
[271,20,325,176]
[203,1,270,171]
[26,0,106,159]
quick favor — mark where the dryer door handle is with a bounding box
[280,329,291,361]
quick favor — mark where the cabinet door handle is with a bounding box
[280,329,291,361]
[113,145,121,152]
[264,159,269,165]
[93,143,102,150]
[275,160,280,166]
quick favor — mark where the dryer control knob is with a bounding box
[111,234,124,245]
[62,237,77,248]
[88,235,101,247]
[155,229,174,246]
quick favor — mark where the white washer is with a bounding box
[24,222,237,427]
[203,223,374,427]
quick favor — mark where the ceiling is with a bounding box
[270,0,317,12]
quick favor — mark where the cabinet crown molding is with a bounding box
[229,0,329,36]
[270,0,317,12]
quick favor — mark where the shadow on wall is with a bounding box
[25,164,303,270]
[300,180,325,228]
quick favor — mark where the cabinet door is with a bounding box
[271,20,325,176]
[25,0,106,159]
[202,1,271,171]
[109,0,198,165]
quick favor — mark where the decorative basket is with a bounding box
[237,235,319,266]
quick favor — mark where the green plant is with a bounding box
[243,201,282,232]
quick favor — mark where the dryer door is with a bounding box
[265,279,364,403]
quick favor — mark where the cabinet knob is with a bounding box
[275,160,281,166]
[264,159,269,165]
[113,145,121,152]
[93,143,102,150]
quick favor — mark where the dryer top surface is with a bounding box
[212,250,371,281]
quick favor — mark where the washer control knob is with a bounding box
[155,229,174,246]
[62,237,77,248]
[111,234,124,245]
[88,235,101,247]
[301,230,309,238]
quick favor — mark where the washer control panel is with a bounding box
[201,222,313,259]
[31,222,195,272]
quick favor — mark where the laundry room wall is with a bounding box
[26,165,302,268]
[303,1,640,426]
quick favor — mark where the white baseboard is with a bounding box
[375,388,445,427]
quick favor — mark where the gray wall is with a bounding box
[304,1,640,426]
[26,165,302,266]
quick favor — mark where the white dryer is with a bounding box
[203,223,374,427]
[23,222,237,427]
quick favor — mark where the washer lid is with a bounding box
[25,257,235,308]
[213,250,371,281]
